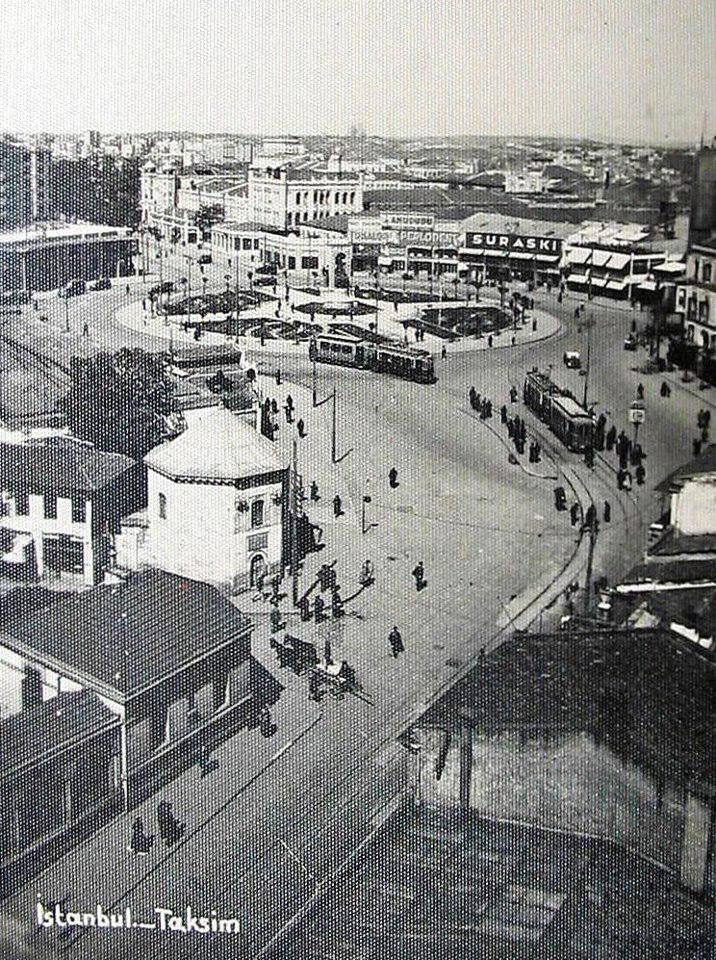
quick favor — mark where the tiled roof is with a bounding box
[145,405,286,481]
[0,690,118,779]
[0,438,135,495]
[3,569,252,699]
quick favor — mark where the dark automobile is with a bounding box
[88,277,112,291]
[198,254,212,265]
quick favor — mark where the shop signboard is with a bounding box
[464,232,563,255]
[381,212,435,230]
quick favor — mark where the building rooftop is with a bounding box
[0,437,135,495]
[2,569,252,700]
[0,690,118,779]
[0,222,133,246]
[423,630,715,791]
[461,211,577,240]
[144,405,286,482]
[281,806,713,960]
[214,220,287,237]
[649,528,716,557]
[655,443,716,492]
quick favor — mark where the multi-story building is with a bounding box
[0,139,51,228]
[675,236,716,350]
[0,434,140,585]
[687,141,716,249]
[143,406,288,593]
[247,165,363,230]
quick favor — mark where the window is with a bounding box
[15,491,29,516]
[158,492,167,519]
[71,496,86,523]
[288,256,296,270]
[242,238,252,250]
[251,499,264,528]
[43,493,57,520]
[253,239,260,250]
[248,532,268,552]
[704,262,712,284]
[301,256,319,270]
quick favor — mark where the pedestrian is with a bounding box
[469,387,477,410]
[82,321,89,337]
[510,386,518,403]
[488,334,493,348]
[388,467,399,488]
[635,463,646,486]
[285,404,294,424]
[660,381,670,398]
[511,335,516,346]
[412,561,425,591]
[441,344,447,360]
[606,425,617,451]
[622,470,633,491]
[532,318,537,332]
[584,503,597,528]
[125,284,130,296]
[129,818,154,856]
[331,587,344,618]
[297,418,306,438]
[393,300,398,313]
[500,404,508,424]
[314,594,325,624]
[603,500,611,523]
[533,441,541,463]
[275,368,281,385]
[693,438,702,457]
[702,425,709,443]
[323,634,332,664]
[636,383,644,400]
[570,502,580,526]
[333,494,343,518]
[310,480,319,501]
[388,626,404,658]
[157,801,184,847]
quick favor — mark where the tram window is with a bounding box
[320,342,330,351]
[341,345,352,355]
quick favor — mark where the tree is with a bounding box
[58,348,175,461]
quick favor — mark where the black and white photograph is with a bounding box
[0,1,714,957]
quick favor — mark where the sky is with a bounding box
[0,0,713,144]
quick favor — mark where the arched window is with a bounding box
[158,492,167,519]
[287,212,293,226]
[342,191,348,204]
[349,192,355,204]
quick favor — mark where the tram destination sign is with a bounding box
[465,232,563,255]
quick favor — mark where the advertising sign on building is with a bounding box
[381,212,435,230]
[465,232,563,255]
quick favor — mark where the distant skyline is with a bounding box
[0,0,713,146]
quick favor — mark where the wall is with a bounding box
[672,477,716,535]
[417,726,690,876]
[146,470,283,590]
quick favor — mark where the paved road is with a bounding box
[2,278,709,959]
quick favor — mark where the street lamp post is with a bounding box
[63,297,69,333]
[582,313,593,409]
[361,494,372,534]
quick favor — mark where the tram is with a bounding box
[309,332,436,384]
[523,370,594,452]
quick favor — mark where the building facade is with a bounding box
[143,406,288,593]
[247,166,363,230]
[0,436,140,585]
[676,237,716,350]
[211,220,352,287]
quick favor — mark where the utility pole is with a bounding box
[290,438,299,607]
[64,297,69,333]
[312,354,317,407]
[582,316,592,409]
[331,389,337,463]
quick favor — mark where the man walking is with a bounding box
[389,626,404,658]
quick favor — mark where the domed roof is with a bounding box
[144,406,286,482]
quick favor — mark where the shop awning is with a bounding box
[567,248,590,265]
[592,250,612,267]
[481,249,509,258]
[607,252,631,270]
[654,261,685,276]
[536,253,560,262]
[607,279,629,291]
[507,251,536,261]
[638,280,658,291]
[589,276,608,288]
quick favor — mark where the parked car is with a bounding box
[198,254,212,265]
[624,334,638,351]
[88,277,112,291]
[58,279,86,298]
[563,350,581,369]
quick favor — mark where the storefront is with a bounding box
[459,231,563,284]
